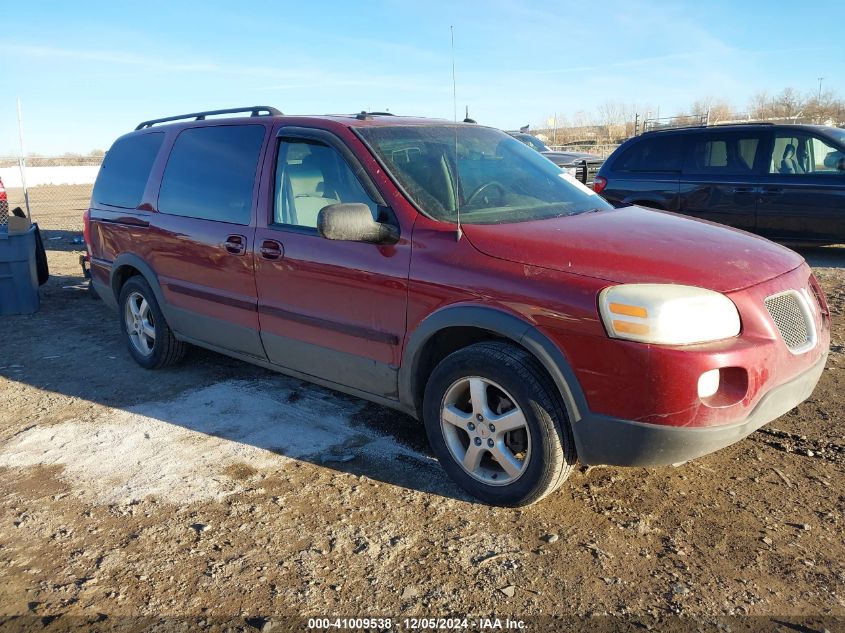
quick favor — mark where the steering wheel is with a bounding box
[466,181,506,207]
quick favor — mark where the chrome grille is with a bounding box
[765,290,814,352]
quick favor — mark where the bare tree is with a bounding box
[748,90,771,119]
[596,101,630,127]
[746,87,844,124]
[571,110,594,129]
[804,89,845,124]
[689,97,735,123]
[770,88,803,119]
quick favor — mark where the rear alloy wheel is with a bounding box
[124,291,156,357]
[423,341,576,506]
[118,276,186,369]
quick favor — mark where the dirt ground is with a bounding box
[1,194,844,632]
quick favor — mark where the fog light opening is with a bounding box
[697,369,720,399]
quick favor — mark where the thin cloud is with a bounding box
[0,43,319,80]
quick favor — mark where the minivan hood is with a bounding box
[463,206,804,293]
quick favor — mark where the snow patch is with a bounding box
[0,378,419,505]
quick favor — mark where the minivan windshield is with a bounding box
[826,128,845,146]
[358,125,611,224]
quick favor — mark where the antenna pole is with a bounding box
[450,26,462,241]
[16,97,32,219]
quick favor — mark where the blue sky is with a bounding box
[1,0,843,155]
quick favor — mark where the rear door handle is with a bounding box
[259,239,284,260]
[731,186,757,194]
[224,234,246,255]
[759,187,784,195]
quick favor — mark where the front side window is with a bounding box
[158,125,265,224]
[770,132,844,176]
[93,133,163,208]
[683,133,760,175]
[273,139,378,228]
[614,136,683,172]
[358,125,610,224]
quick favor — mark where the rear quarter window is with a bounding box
[92,133,164,208]
[613,135,683,172]
[157,125,266,225]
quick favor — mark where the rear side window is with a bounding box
[93,133,164,208]
[613,136,683,172]
[158,125,265,224]
[683,133,760,175]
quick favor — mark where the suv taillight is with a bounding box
[593,176,607,194]
[0,176,7,203]
[82,209,92,251]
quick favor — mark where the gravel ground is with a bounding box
[1,196,844,632]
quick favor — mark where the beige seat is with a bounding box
[284,157,339,227]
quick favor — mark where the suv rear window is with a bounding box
[158,125,265,225]
[614,135,683,172]
[92,133,164,208]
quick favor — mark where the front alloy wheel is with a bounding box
[423,341,576,506]
[440,377,531,486]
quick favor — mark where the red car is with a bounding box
[0,175,9,222]
[86,107,830,506]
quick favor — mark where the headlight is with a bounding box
[599,284,740,345]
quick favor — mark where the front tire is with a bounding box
[422,341,576,506]
[118,276,186,369]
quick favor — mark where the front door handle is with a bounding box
[259,239,284,260]
[224,234,246,255]
[759,187,784,196]
[731,186,757,194]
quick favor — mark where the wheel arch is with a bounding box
[110,254,168,316]
[399,305,588,427]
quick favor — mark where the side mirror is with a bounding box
[317,203,399,244]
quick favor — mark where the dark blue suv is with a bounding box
[594,124,845,243]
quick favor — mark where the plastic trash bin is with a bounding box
[0,223,40,315]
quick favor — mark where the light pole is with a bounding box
[818,77,824,102]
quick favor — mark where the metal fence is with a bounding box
[547,143,620,158]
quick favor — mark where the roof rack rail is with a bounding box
[355,111,396,120]
[642,123,707,134]
[135,106,282,130]
[643,120,780,135]
[712,121,775,126]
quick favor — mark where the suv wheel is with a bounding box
[423,341,576,506]
[118,276,186,369]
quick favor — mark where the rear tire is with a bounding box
[422,341,576,506]
[118,276,186,369]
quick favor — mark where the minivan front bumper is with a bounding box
[574,351,827,466]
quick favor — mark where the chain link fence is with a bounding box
[546,143,620,158]
[0,156,101,229]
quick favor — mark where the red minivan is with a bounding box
[86,107,830,506]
